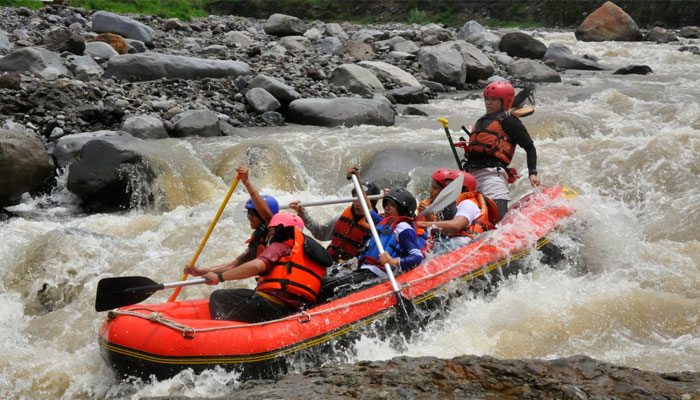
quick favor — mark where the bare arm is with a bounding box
[237,165,273,223]
[202,259,268,284]
[417,216,469,235]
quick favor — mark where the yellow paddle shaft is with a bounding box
[168,177,240,302]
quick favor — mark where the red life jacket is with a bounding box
[449,192,499,238]
[468,113,516,166]
[256,229,329,304]
[327,206,372,262]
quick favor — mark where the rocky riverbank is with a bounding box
[2,2,698,211]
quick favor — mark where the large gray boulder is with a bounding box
[507,60,561,82]
[91,11,155,44]
[329,64,384,96]
[104,53,251,81]
[325,23,348,40]
[287,97,395,127]
[0,129,53,206]
[543,43,604,70]
[67,136,152,212]
[263,13,306,37]
[170,109,223,137]
[418,41,493,85]
[499,32,547,59]
[358,60,422,88]
[85,41,118,60]
[121,115,168,139]
[0,47,71,77]
[65,54,104,80]
[248,74,301,105]
[386,86,428,104]
[245,88,281,113]
[42,28,85,55]
[53,130,126,168]
[457,21,485,40]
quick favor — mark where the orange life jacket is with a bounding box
[449,192,500,238]
[468,114,516,166]
[327,206,372,262]
[256,229,329,304]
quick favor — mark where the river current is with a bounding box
[1,32,698,399]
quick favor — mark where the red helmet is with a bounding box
[431,168,452,188]
[483,81,515,111]
[449,170,477,192]
[269,211,305,231]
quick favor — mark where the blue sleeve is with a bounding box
[370,210,383,225]
[397,227,424,271]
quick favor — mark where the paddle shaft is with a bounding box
[168,176,240,302]
[349,175,402,295]
[438,118,462,170]
[283,194,384,209]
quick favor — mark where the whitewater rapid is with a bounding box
[1,31,698,399]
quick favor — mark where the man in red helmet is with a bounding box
[463,81,540,220]
[416,168,457,223]
[417,170,498,250]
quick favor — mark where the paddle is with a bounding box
[168,176,240,302]
[231,194,384,223]
[438,117,462,170]
[95,276,207,312]
[348,173,417,338]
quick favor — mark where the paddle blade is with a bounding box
[95,276,164,312]
[422,174,464,216]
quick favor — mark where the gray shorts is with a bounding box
[467,167,509,201]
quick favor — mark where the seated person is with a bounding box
[417,170,499,252]
[186,212,332,323]
[417,168,457,223]
[320,185,426,300]
[289,180,381,264]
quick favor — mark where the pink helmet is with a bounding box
[483,81,515,111]
[448,170,477,192]
[269,211,305,231]
[431,168,452,188]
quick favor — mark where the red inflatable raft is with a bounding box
[99,186,577,379]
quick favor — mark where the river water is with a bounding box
[1,32,698,399]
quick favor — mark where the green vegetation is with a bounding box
[68,0,208,20]
[0,0,44,9]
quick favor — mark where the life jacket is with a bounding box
[245,226,268,258]
[256,229,332,304]
[327,206,372,262]
[467,112,516,166]
[361,216,428,267]
[449,192,500,238]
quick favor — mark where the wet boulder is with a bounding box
[0,129,53,207]
[287,97,395,127]
[499,32,547,59]
[53,130,127,168]
[646,27,678,43]
[104,53,251,81]
[386,86,428,104]
[575,1,641,42]
[91,11,155,45]
[613,65,653,75]
[679,26,700,38]
[263,13,306,37]
[67,136,152,212]
[543,43,604,70]
[329,64,384,96]
[507,59,561,82]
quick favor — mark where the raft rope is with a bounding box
[109,192,568,336]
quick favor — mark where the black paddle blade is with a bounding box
[393,293,421,340]
[95,276,164,312]
[513,84,536,109]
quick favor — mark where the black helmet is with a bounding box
[383,187,417,217]
[351,180,380,196]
